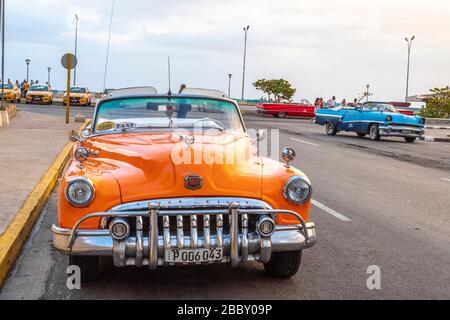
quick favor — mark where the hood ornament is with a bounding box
[185,175,203,190]
[184,135,195,146]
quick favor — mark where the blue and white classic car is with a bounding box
[315,102,425,143]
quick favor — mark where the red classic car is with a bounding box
[257,100,316,118]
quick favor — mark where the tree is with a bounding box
[419,86,450,119]
[253,79,296,102]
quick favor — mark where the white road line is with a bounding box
[441,178,450,183]
[311,199,352,222]
[289,138,320,147]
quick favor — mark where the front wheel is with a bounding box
[264,251,302,279]
[369,124,381,141]
[405,137,417,143]
[326,122,338,136]
[277,113,287,118]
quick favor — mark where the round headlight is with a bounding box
[283,177,312,205]
[65,178,95,207]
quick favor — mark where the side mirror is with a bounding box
[69,130,83,143]
[281,147,296,167]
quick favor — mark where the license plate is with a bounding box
[33,97,41,100]
[403,130,412,134]
[165,248,223,264]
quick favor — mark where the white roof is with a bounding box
[108,86,158,97]
[181,88,227,99]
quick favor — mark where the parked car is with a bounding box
[257,99,316,118]
[63,87,92,106]
[26,84,53,105]
[53,91,317,282]
[0,83,21,102]
[315,102,425,143]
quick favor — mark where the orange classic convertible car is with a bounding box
[52,89,317,282]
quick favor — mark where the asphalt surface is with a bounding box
[1,106,449,300]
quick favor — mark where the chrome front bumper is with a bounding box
[52,200,317,269]
[379,125,424,138]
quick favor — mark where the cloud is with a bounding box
[3,0,450,101]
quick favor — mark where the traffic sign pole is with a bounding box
[66,55,72,124]
[61,53,77,124]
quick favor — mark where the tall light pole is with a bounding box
[241,25,250,100]
[74,14,79,86]
[228,74,232,98]
[25,59,30,82]
[47,67,51,86]
[103,0,115,93]
[405,36,415,102]
[1,0,5,111]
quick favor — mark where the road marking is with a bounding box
[289,138,320,147]
[311,199,352,222]
[441,178,450,183]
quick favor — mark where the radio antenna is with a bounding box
[168,56,172,95]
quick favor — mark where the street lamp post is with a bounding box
[103,0,115,93]
[1,0,5,111]
[74,14,79,86]
[25,59,30,82]
[228,74,232,98]
[241,25,250,100]
[405,36,415,102]
[47,67,51,86]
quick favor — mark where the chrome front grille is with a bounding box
[65,197,312,269]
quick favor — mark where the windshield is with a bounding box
[0,84,13,89]
[363,103,397,113]
[94,97,245,134]
[70,87,87,93]
[30,85,49,92]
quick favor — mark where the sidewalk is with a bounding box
[0,110,79,235]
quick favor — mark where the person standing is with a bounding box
[327,96,337,108]
[23,80,30,97]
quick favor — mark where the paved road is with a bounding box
[15,103,95,119]
[1,111,449,300]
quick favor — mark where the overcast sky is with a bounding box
[3,0,450,102]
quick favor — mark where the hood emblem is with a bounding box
[185,175,203,190]
[184,135,195,146]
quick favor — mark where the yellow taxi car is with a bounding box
[0,83,21,102]
[63,87,92,106]
[26,84,54,105]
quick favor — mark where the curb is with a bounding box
[0,120,90,287]
[425,126,450,130]
[420,136,450,143]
